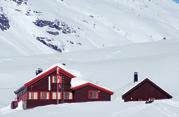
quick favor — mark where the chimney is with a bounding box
[134,72,138,83]
[36,68,43,75]
[62,63,66,66]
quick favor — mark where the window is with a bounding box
[28,92,38,100]
[40,92,49,100]
[52,92,57,99]
[64,92,73,100]
[52,76,57,83]
[52,76,61,83]
[52,92,61,100]
[88,90,99,99]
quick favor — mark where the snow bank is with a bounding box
[0,101,23,115]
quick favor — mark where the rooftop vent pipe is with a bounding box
[134,72,138,83]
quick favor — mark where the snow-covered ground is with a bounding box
[0,39,179,117]
[0,0,179,117]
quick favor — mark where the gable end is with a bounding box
[122,78,172,99]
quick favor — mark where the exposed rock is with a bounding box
[33,19,75,34]
[46,31,59,36]
[0,14,10,31]
[12,0,28,5]
[36,37,62,52]
[33,20,51,27]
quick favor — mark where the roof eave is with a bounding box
[71,83,114,95]
[24,66,76,87]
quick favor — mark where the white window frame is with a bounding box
[52,76,57,83]
[52,92,57,100]
[88,90,99,99]
[40,92,50,100]
[28,92,38,100]
[52,76,61,83]
[64,92,73,100]
[57,92,61,99]
[52,92,61,100]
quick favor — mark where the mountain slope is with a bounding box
[0,0,179,57]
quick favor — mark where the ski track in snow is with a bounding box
[0,37,29,56]
[154,103,177,117]
[112,104,147,117]
[160,100,179,108]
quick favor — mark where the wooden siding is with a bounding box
[27,71,72,92]
[22,71,73,109]
[24,99,73,109]
[122,80,172,102]
[73,85,111,102]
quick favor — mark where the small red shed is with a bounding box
[122,78,172,102]
[12,64,113,109]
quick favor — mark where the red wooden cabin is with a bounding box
[12,64,113,109]
[122,78,172,102]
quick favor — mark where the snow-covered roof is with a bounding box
[71,78,88,88]
[121,78,172,98]
[71,78,113,94]
[25,63,79,87]
[35,63,80,79]
[120,80,143,95]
